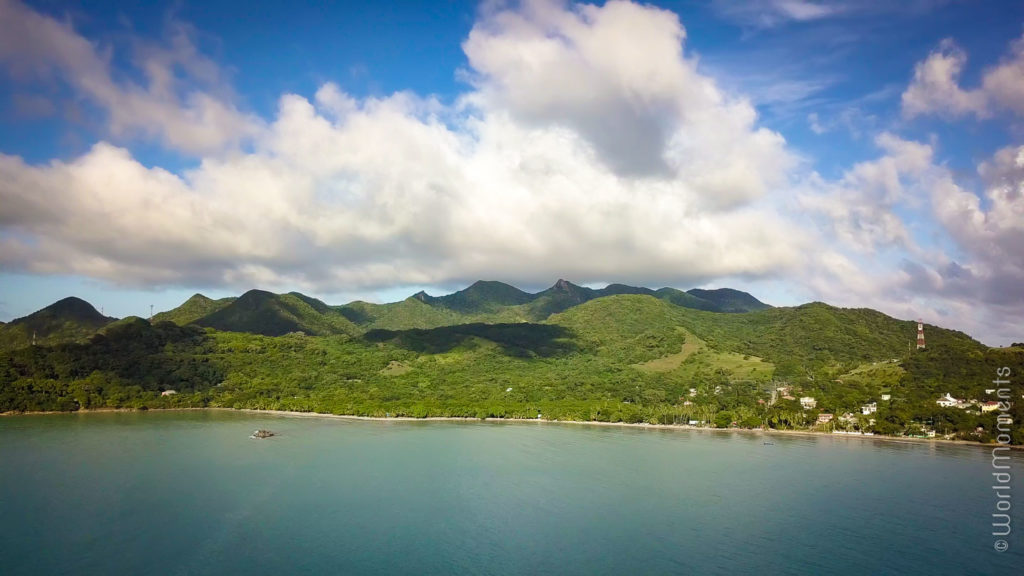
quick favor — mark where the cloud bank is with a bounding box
[0,0,804,291]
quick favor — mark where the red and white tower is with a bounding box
[916,319,926,349]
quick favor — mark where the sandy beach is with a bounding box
[4,406,1019,450]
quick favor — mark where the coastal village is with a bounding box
[678,321,1016,441]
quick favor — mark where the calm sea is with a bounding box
[1,411,1021,575]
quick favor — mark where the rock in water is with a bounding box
[250,429,275,439]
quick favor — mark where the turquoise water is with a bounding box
[1,412,1021,575]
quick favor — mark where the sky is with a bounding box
[0,0,1022,345]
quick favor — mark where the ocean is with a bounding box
[1,411,1020,575]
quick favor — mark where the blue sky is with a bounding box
[0,0,1022,345]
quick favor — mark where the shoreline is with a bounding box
[3,406,1020,450]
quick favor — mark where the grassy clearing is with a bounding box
[633,329,703,373]
[380,361,413,376]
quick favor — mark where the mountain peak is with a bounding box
[550,279,583,293]
[23,297,108,323]
[0,296,115,349]
[411,290,434,303]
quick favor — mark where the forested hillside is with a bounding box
[1,284,1020,444]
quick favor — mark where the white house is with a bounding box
[800,397,817,409]
[861,402,877,415]
[881,394,891,401]
[936,393,960,408]
[981,401,1003,413]
[161,390,177,396]
[817,413,833,423]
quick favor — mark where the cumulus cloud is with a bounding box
[0,0,806,293]
[462,0,793,196]
[0,0,261,154]
[932,145,1024,306]
[902,34,1024,119]
[799,132,934,252]
[797,136,1024,345]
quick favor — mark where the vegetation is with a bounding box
[0,297,114,350]
[196,290,359,337]
[151,294,235,325]
[1,284,1020,445]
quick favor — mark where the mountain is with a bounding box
[196,290,358,337]
[523,279,600,320]
[338,298,468,331]
[0,297,115,350]
[686,288,770,313]
[152,294,236,326]
[653,287,719,311]
[434,280,535,314]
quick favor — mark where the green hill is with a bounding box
[196,290,359,337]
[338,298,469,330]
[152,294,236,325]
[433,280,535,313]
[332,280,771,332]
[685,288,771,312]
[0,297,115,350]
[653,287,719,311]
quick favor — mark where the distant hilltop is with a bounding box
[151,280,773,337]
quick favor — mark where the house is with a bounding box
[161,390,177,396]
[682,401,693,406]
[981,401,1002,413]
[936,393,960,408]
[782,395,796,401]
[688,388,697,397]
[817,413,833,423]
[800,397,817,409]
[881,394,891,401]
[839,412,858,424]
[861,402,877,415]
[985,389,996,395]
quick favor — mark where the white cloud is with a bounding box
[462,0,794,200]
[981,35,1024,117]
[798,132,934,252]
[0,0,261,154]
[901,39,988,119]
[796,135,1024,345]
[807,112,827,134]
[0,0,807,294]
[711,0,843,27]
[711,0,951,28]
[902,34,1024,120]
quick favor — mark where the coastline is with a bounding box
[3,406,1020,450]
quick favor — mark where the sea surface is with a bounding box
[1,411,1021,575]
